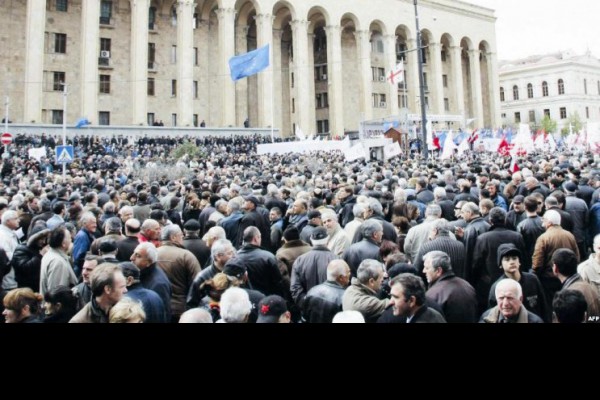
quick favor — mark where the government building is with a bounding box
[499,51,600,132]
[0,0,499,137]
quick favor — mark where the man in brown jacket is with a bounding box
[532,210,580,307]
[157,224,202,322]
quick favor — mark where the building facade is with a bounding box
[0,0,499,136]
[499,51,600,132]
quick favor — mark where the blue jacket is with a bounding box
[126,283,168,323]
[72,228,95,273]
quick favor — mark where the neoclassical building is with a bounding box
[0,0,499,136]
[499,51,600,131]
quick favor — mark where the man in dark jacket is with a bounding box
[120,262,168,323]
[182,219,210,267]
[455,202,490,283]
[12,226,49,291]
[131,242,172,321]
[337,186,357,228]
[516,196,545,270]
[238,196,272,252]
[413,219,466,279]
[302,260,351,323]
[472,207,526,312]
[389,273,446,323]
[423,250,478,323]
[116,218,141,262]
[505,195,526,231]
[343,219,382,277]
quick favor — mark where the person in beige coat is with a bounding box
[40,226,77,297]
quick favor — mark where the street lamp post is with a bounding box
[413,0,429,159]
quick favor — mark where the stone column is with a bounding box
[469,49,484,128]
[272,29,284,135]
[487,51,500,128]
[407,38,420,112]
[450,46,465,119]
[291,19,311,136]
[217,7,236,126]
[384,34,399,115]
[130,0,150,125]
[326,25,344,138]
[176,0,195,126]
[234,24,248,126]
[23,0,47,123]
[80,0,100,123]
[354,30,372,121]
[429,42,444,114]
[256,13,274,128]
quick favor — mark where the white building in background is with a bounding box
[499,51,600,132]
[0,0,499,136]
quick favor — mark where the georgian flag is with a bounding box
[388,62,405,85]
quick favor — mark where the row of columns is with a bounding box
[21,0,496,130]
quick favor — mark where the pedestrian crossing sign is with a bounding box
[56,145,74,164]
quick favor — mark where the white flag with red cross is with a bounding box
[388,63,405,85]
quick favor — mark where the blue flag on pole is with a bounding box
[75,118,91,128]
[229,44,270,81]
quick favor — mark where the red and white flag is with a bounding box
[510,154,520,173]
[388,63,405,85]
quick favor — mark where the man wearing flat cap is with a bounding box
[237,195,272,252]
[182,219,210,267]
[299,210,321,245]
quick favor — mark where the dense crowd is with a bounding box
[1,132,599,323]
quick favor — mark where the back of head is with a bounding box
[179,308,214,323]
[219,287,252,323]
[332,310,365,323]
[552,289,587,323]
[551,248,578,277]
[488,207,507,226]
[356,259,383,285]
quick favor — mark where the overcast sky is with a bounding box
[466,0,600,61]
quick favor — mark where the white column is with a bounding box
[429,42,444,114]
[272,29,284,135]
[23,0,47,123]
[407,38,420,112]
[177,0,195,126]
[450,46,465,119]
[384,34,399,115]
[354,30,372,120]
[469,49,484,128]
[307,28,316,135]
[487,51,500,128]
[326,25,344,138]
[217,7,236,127]
[234,24,248,126]
[130,0,150,125]
[80,0,100,123]
[291,19,311,136]
[256,13,273,128]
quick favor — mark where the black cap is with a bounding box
[497,243,521,267]
[183,219,201,231]
[257,295,288,323]
[98,240,118,254]
[222,258,247,280]
[512,195,525,204]
[311,226,328,241]
[307,210,322,220]
[244,195,259,206]
[564,181,577,193]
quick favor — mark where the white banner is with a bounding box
[383,142,402,160]
[344,143,368,161]
[28,147,46,161]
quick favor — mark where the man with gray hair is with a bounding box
[218,287,252,323]
[404,204,444,263]
[131,242,172,321]
[179,308,213,323]
[342,259,388,323]
[423,251,478,323]
[90,217,125,255]
[302,259,351,323]
[321,209,350,257]
[0,210,20,294]
[72,212,98,276]
[186,239,236,309]
[157,224,202,322]
[413,219,466,279]
[343,219,383,277]
[343,202,365,241]
[455,202,490,282]
[480,279,543,323]
[352,197,397,244]
[434,186,455,221]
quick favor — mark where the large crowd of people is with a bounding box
[1,131,599,323]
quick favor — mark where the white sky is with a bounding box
[466,0,600,60]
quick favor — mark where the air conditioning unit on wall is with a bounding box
[379,102,387,108]
[100,50,111,58]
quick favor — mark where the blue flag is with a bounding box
[75,118,91,128]
[229,44,270,81]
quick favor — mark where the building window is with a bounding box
[560,107,567,119]
[514,112,521,123]
[291,73,294,88]
[172,113,177,126]
[99,75,110,94]
[441,49,447,62]
[148,43,156,69]
[292,98,295,113]
[193,114,198,127]
[147,113,155,126]
[194,47,199,66]
[193,81,198,99]
[399,94,408,108]
[423,73,428,92]
[317,119,329,133]
[586,106,590,119]
[529,110,536,123]
[421,46,427,64]
[380,93,387,107]
[315,65,328,81]
[501,113,506,118]
[52,110,63,124]
[54,33,67,54]
[542,81,548,97]
[544,109,550,118]
[100,1,112,25]
[396,42,407,62]
[316,93,329,108]
[500,87,505,102]
[558,79,565,95]
[371,34,384,53]
[171,6,177,27]
[442,75,448,88]
[372,93,379,108]
[100,38,111,52]
[193,13,199,29]
[98,111,110,125]
[171,80,177,96]
[513,85,519,101]
[99,38,111,65]
[148,78,155,96]
[584,79,588,94]
[53,71,65,91]
[149,7,157,29]
[527,83,533,99]
[56,0,68,12]
[171,45,177,64]
[444,98,449,112]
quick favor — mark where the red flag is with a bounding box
[468,129,479,144]
[433,136,441,150]
[510,154,520,173]
[497,136,511,156]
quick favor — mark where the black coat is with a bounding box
[236,244,285,297]
[426,272,478,323]
[302,280,346,323]
[183,235,211,267]
[12,244,43,291]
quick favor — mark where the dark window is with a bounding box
[171,80,177,97]
[99,75,110,94]
[149,7,157,29]
[513,85,519,101]
[558,79,565,95]
[500,87,505,102]
[53,72,65,91]
[148,43,156,69]
[527,83,533,98]
[544,109,550,118]
[560,107,567,119]
[148,78,155,96]
[514,112,521,123]
[100,1,112,24]
[99,112,110,125]
[55,33,67,53]
[542,81,548,97]
[52,110,63,124]
[56,0,68,12]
